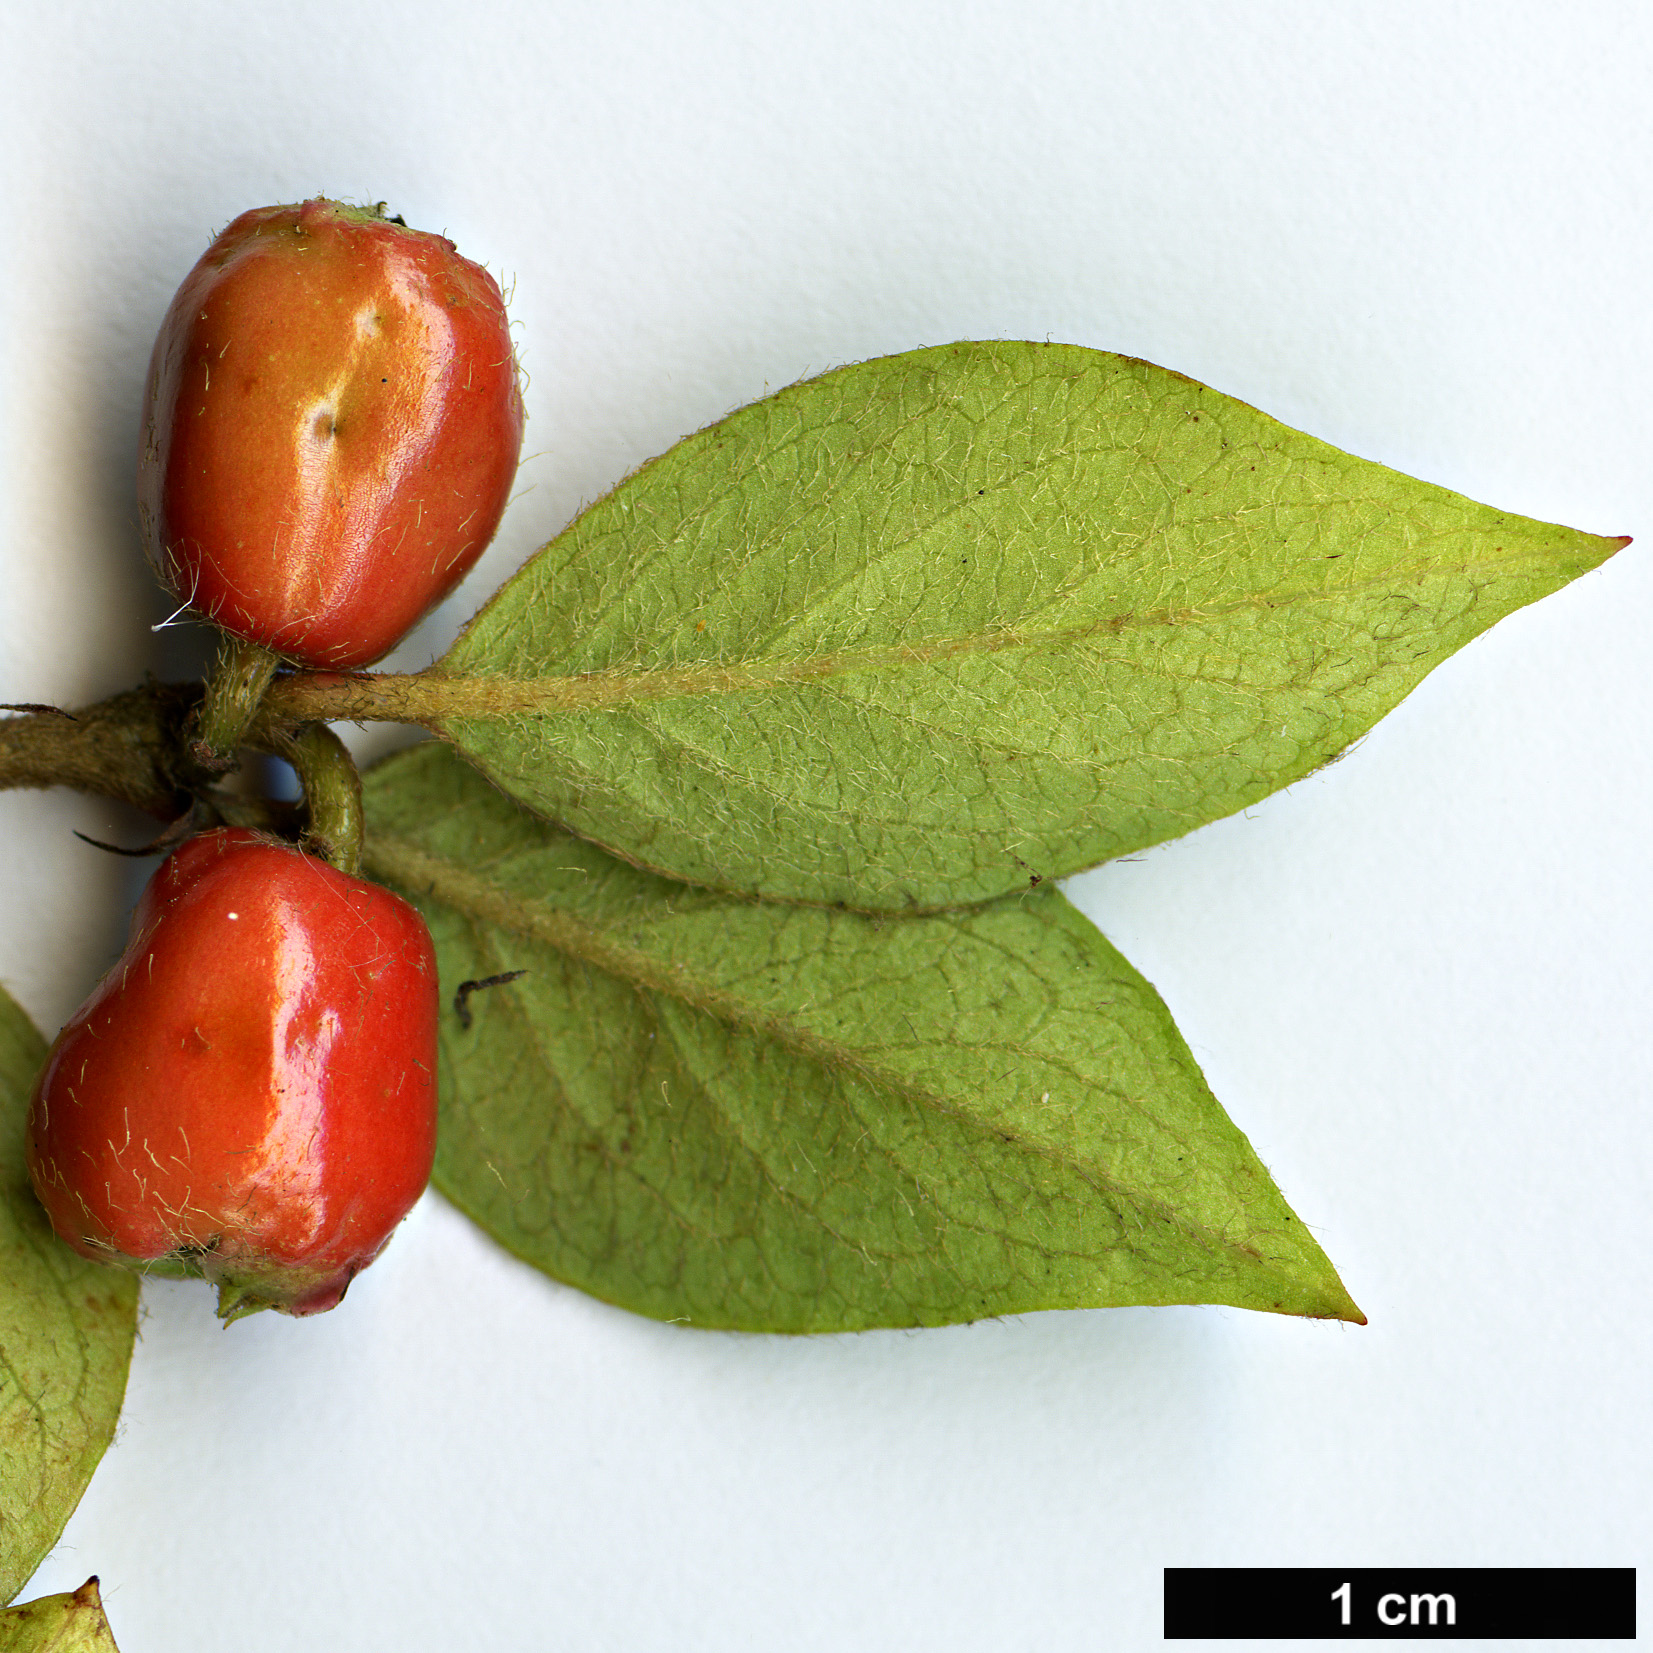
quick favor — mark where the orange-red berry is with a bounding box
[138,198,523,668]
[27,830,438,1318]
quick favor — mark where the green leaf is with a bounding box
[0,1579,121,1652]
[438,340,1625,910]
[363,742,1363,1332]
[0,990,137,1607]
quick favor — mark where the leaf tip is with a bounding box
[1318,1281,1367,1326]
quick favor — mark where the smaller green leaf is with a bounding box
[0,991,137,1607]
[0,1578,121,1653]
[365,743,1362,1332]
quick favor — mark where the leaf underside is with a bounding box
[0,990,136,1606]
[364,744,1362,1333]
[0,1577,122,1651]
[439,340,1624,910]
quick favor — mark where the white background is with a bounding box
[2,3,1649,1648]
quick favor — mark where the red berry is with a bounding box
[26,830,438,1319]
[138,198,524,669]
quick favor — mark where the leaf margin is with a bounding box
[0,987,137,1607]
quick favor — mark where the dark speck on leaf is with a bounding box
[454,970,528,1030]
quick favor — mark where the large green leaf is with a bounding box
[363,742,1362,1332]
[0,991,136,1605]
[438,340,1624,910]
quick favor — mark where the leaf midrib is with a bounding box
[441,542,1566,721]
[369,831,1277,1269]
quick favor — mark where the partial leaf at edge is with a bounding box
[364,742,1363,1332]
[0,991,136,1606]
[439,340,1626,910]
[0,1578,122,1651]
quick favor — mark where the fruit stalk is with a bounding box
[257,721,364,875]
[193,633,281,766]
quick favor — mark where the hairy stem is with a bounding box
[7,655,775,811]
[1,687,309,844]
[0,684,209,818]
[194,635,281,765]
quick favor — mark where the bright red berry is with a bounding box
[26,829,438,1319]
[138,198,524,668]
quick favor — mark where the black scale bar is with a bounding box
[1165,1568,1635,1639]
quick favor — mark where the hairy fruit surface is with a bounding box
[138,198,524,668]
[26,829,439,1318]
